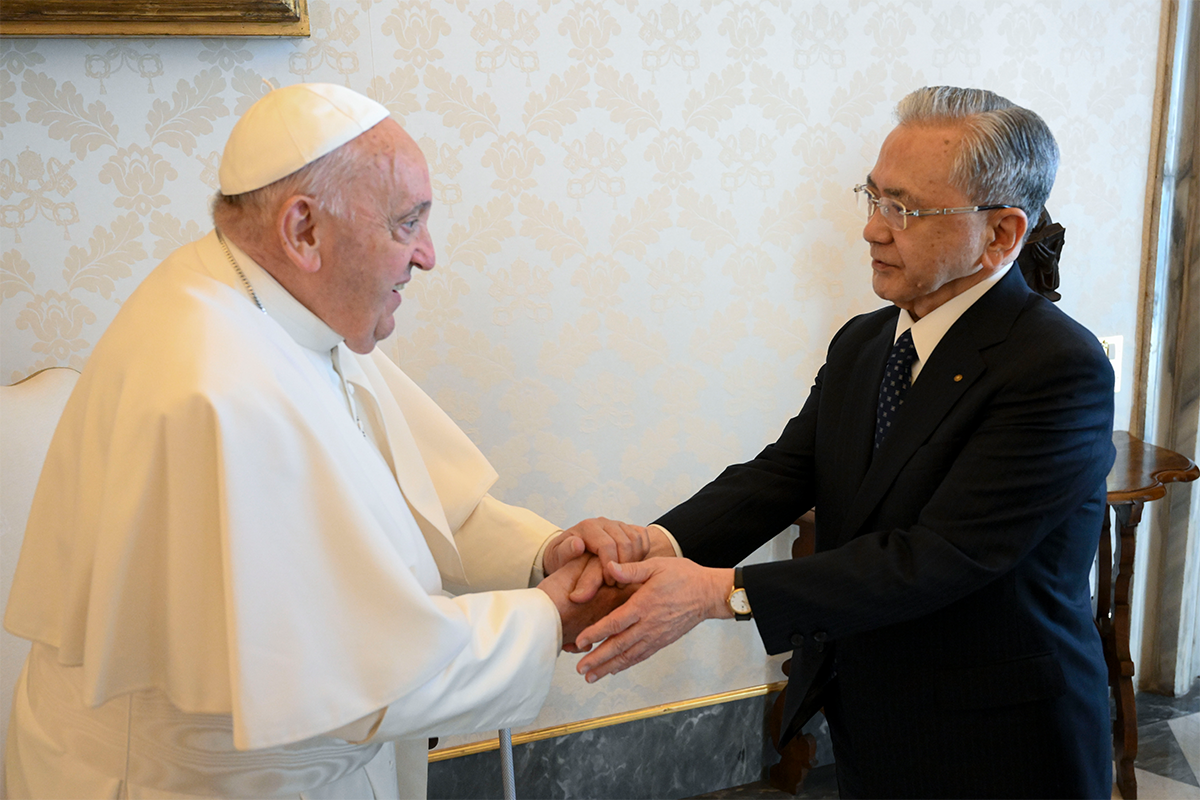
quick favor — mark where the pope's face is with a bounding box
[863,123,993,320]
[319,120,435,354]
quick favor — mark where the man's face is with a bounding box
[318,119,435,354]
[863,123,993,320]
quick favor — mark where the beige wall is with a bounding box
[0,0,1161,741]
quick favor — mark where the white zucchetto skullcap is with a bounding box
[219,82,391,195]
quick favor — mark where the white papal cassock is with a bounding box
[4,230,563,799]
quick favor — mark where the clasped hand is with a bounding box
[537,517,658,650]
[573,558,733,682]
[542,517,663,601]
[537,555,634,651]
[539,518,733,677]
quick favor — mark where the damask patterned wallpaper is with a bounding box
[0,0,1160,735]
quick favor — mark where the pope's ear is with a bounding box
[278,195,322,274]
[982,207,1028,270]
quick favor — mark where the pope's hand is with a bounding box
[542,518,675,603]
[537,555,635,651]
[574,559,734,681]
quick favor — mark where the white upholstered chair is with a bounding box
[0,367,79,792]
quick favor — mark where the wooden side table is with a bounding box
[1096,431,1198,800]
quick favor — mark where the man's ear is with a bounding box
[278,195,322,274]
[982,207,1028,270]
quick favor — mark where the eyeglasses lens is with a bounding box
[879,197,907,230]
[856,186,907,231]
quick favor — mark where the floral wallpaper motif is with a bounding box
[0,0,1160,737]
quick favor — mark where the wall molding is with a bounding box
[429,681,786,762]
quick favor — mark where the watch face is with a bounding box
[730,588,751,615]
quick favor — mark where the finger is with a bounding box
[560,553,589,584]
[633,525,651,557]
[568,558,605,603]
[583,523,620,583]
[614,524,641,564]
[578,633,655,682]
[606,559,656,586]
[584,646,652,681]
[575,603,639,652]
[536,556,587,621]
[543,531,569,571]
[543,533,582,574]
[623,524,649,559]
[556,536,586,570]
[610,522,637,564]
[575,630,625,674]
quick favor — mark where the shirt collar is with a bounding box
[895,263,1012,375]
[221,234,343,354]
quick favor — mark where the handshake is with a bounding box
[534,518,739,683]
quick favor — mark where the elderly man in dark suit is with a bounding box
[565,86,1115,798]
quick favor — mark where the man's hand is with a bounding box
[537,555,636,650]
[573,559,734,682]
[542,518,675,602]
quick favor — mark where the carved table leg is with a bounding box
[766,515,820,794]
[767,659,818,794]
[1102,502,1142,800]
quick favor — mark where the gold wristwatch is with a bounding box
[728,567,752,620]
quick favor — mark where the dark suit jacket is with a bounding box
[657,267,1114,799]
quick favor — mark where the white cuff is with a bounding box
[648,523,684,558]
[529,529,563,585]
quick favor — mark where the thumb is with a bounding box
[568,558,605,603]
[607,558,656,585]
[546,535,585,573]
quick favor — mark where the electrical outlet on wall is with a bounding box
[1099,335,1123,393]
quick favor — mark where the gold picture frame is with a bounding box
[0,0,309,37]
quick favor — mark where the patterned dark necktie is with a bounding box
[874,329,917,449]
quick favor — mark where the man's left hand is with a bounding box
[537,555,635,651]
[574,559,733,681]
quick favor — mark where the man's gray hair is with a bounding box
[895,86,1059,225]
[211,140,360,228]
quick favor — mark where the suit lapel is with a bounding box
[837,320,896,494]
[838,268,1031,539]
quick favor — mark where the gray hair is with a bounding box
[895,86,1059,227]
[211,139,363,229]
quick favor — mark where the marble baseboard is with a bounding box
[429,692,833,800]
[690,763,840,800]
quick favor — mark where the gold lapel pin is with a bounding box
[954,374,963,382]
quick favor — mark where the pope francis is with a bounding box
[3,83,647,799]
